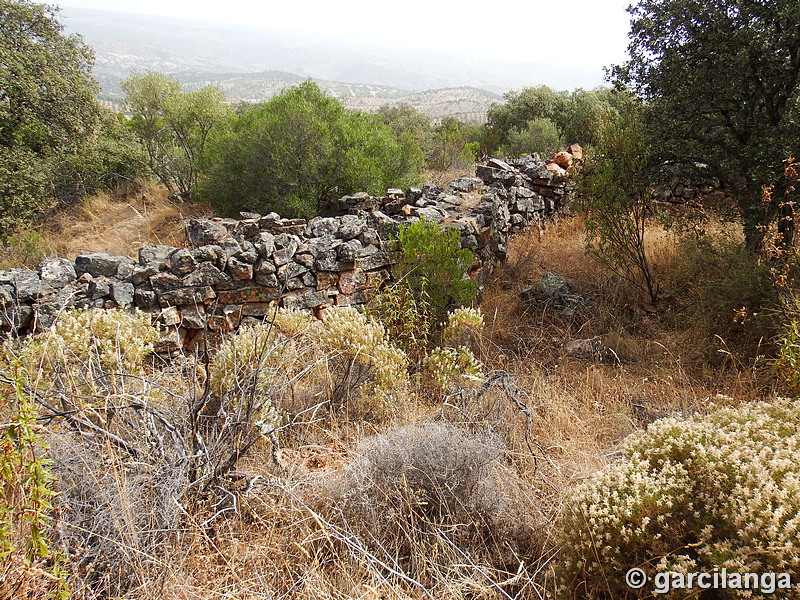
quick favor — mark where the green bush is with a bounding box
[502,117,563,158]
[198,81,423,218]
[556,399,800,599]
[394,219,477,329]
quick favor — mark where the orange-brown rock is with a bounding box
[553,151,573,169]
[566,143,583,160]
[546,162,568,176]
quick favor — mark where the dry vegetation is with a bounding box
[0,185,213,267]
[0,192,785,599]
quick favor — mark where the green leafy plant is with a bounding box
[395,218,477,330]
[0,364,68,598]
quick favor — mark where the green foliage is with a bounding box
[672,234,776,360]
[0,0,101,234]
[199,81,424,218]
[395,219,477,328]
[503,117,562,158]
[426,117,482,171]
[123,71,229,197]
[578,105,660,303]
[611,0,800,249]
[487,85,635,155]
[556,399,800,599]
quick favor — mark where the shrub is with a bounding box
[441,306,484,348]
[199,81,423,218]
[556,398,800,599]
[325,422,541,583]
[422,347,485,393]
[317,306,408,404]
[395,218,477,330]
[367,280,434,362]
[14,308,161,398]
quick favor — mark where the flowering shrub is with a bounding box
[270,304,314,337]
[556,398,800,599]
[207,323,294,428]
[423,346,484,392]
[317,306,408,401]
[12,308,160,399]
[442,306,484,348]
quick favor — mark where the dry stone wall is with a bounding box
[0,155,575,352]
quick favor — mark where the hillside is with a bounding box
[61,6,596,120]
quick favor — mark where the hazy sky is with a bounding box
[60,0,634,71]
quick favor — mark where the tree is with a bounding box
[0,0,101,233]
[199,81,423,217]
[578,106,660,304]
[123,71,229,198]
[611,0,800,249]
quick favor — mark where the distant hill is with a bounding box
[61,6,601,121]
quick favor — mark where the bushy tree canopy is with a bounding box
[486,85,634,156]
[0,0,101,232]
[123,71,229,198]
[199,82,423,218]
[611,0,800,248]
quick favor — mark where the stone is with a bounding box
[88,277,111,300]
[139,244,174,267]
[185,218,229,247]
[281,288,329,309]
[237,241,259,264]
[111,281,135,306]
[169,248,197,276]
[337,239,363,262]
[182,262,229,287]
[227,256,253,281]
[566,143,583,160]
[295,253,315,269]
[158,286,216,307]
[217,287,278,305]
[277,261,309,282]
[387,188,404,198]
[0,285,13,305]
[553,151,573,169]
[240,303,273,317]
[414,206,446,223]
[255,232,276,258]
[309,217,339,238]
[75,252,124,278]
[449,176,483,193]
[180,305,206,329]
[546,162,567,177]
[316,271,339,289]
[337,215,366,241]
[132,264,161,286]
[13,269,43,301]
[354,252,392,270]
[233,220,261,242]
[39,258,76,292]
[150,272,184,292]
[1,304,33,330]
[338,269,367,295]
[134,289,159,311]
[336,291,368,306]
[358,228,379,246]
[273,243,298,266]
[160,306,181,326]
[115,258,136,280]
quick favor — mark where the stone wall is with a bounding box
[0,154,575,351]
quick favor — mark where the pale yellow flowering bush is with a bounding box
[207,323,301,428]
[557,398,800,599]
[11,308,160,399]
[270,304,315,337]
[442,306,484,348]
[317,306,408,401]
[423,346,485,392]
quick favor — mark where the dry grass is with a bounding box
[0,185,213,267]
